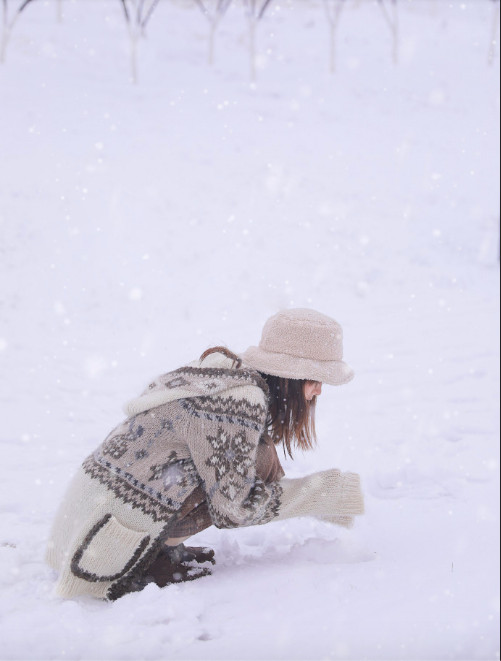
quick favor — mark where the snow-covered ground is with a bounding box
[0,0,499,659]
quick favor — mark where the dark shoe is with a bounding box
[143,544,215,589]
[179,545,215,565]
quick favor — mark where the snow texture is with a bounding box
[0,0,499,659]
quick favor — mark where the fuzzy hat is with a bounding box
[240,308,354,386]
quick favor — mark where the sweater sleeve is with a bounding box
[275,469,364,528]
[183,384,364,530]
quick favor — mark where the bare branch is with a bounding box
[323,0,345,27]
[18,0,36,14]
[218,0,232,17]
[140,0,161,29]
[120,0,130,25]
[194,0,209,19]
[243,0,272,21]
[257,0,273,21]
[242,0,254,19]
[324,0,345,27]
[136,0,143,27]
[376,0,398,64]
[377,0,396,34]
[1,0,38,63]
[195,0,232,24]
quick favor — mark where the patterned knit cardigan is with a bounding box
[46,352,364,601]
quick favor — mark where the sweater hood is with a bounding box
[123,351,267,417]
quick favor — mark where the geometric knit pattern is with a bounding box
[46,356,283,600]
[45,351,364,601]
[84,365,283,528]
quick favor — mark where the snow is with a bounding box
[0,0,499,659]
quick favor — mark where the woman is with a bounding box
[46,308,364,601]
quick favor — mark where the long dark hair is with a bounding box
[259,373,317,459]
[199,347,317,459]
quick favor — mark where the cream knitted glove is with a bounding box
[275,469,364,529]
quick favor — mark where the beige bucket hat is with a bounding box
[240,308,354,386]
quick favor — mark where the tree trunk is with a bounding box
[249,17,256,81]
[1,0,9,64]
[208,19,216,65]
[378,0,399,65]
[488,1,499,66]
[0,24,10,63]
[391,4,399,65]
[130,33,138,84]
[329,22,336,73]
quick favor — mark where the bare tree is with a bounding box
[120,0,161,83]
[323,0,347,73]
[377,0,398,65]
[242,0,274,81]
[1,0,37,63]
[193,0,232,65]
[487,0,499,65]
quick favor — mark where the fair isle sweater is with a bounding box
[46,352,364,601]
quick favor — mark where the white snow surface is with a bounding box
[0,1,500,659]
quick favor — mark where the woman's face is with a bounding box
[304,380,322,401]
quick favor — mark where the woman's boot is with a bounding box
[143,543,215,588]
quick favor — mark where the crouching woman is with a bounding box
[46,308,364,601]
